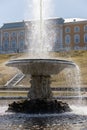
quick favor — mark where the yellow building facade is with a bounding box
[63,19,87,50]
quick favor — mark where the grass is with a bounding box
[0,53,23,85]
[50,51,87,87]
[0,91,27,97]
[0,51,87,86]
[70,51,87,86]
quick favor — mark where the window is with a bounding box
[65,35,71,45]
[18,31,25,41]
[74,26,80,32]
[20,31,24,36]
[11,32,17,40]
[84,25,87,32]
[74,34,80,44]
[19,40,24,51]
[4,32,9,37]
[65,27,70,33]
[84,33,87,43]
[11,41,17,49]
[11,32,16,37]
[11,32,17,50]
[3,32,9,51]
[3,41,9,51]
[3,32,9,41]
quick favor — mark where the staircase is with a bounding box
[5,73,25,87]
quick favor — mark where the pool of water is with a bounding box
[0,100,87,130]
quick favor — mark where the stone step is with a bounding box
[1,87,87,91]
[0,96,86,100]
[5,73,25,87]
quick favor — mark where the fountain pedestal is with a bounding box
[28,75,52,99]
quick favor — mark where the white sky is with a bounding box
[0,0,87,26]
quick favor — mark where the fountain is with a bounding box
[6,59,75,113]
[0,1,87,130]
[6,0,76,113]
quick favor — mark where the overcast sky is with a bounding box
[0,0,87,26]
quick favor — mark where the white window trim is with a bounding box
[74,26,80,32]
[65,27,70,33]
[4,32,9,37]
[11,32,17,37]
[84,33,87,43]
[74,34,80,44]
[65,35,71,45]
[84,25,87,32]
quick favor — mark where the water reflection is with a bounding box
[0,100,87,130]
[0,111,87,130]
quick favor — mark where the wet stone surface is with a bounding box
[7,99,72,114]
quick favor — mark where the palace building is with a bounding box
[63,18,87,51]
[0,18,87,53]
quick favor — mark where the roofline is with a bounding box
[3,20,25,25]
[1,17,87,29]
[1,27,25,31]
[64,20,87,25]
[1,17,64,25]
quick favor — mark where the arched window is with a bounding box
[19,40,24,51]
[74,34,80,44]
[3,32,9,51]
[84,25,87,32]
[18,31,25,51]
[65,35,71,45]
[4,32,9,37]
[11,32,17,37]
[74,26,80,32]
[20,31,24,36]
[11,32,17,51]
[3,32,9,41]
[84,33,87,43]
[65,27,71,33]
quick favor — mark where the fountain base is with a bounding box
[7,99,71,114]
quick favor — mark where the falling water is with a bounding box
[63,64,82,105]
[74,65,82,97]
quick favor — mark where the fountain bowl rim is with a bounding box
[6,58,76,67]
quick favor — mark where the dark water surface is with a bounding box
[0,100,87,130]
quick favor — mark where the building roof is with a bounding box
[64,18,87,23]
[1,21,26,29]
[1,18,65,30]
[1,18,87,30]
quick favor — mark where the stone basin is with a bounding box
[6,59,75,75]
[6,58,75,113]
[6,59,76,100]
